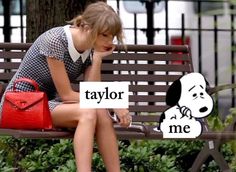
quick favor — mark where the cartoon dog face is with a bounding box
[155,72,214,138]
[166,72,214,118]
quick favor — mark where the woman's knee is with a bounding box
[79,109,97,124]
[96,109,113,126]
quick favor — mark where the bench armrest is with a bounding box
[207,84,236,95]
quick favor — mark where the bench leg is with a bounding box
[190,140,232,172]
[211,149,231,172]
[189,143,210,172]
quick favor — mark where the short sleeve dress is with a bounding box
[0,25,92,116]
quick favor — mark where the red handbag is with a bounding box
[0,78,53,130]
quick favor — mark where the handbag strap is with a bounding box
[13,78,39,91]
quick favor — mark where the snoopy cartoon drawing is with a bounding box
[154,72,214,138]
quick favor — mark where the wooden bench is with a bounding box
[0,42,236,171]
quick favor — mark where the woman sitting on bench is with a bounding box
[0,2,132,172]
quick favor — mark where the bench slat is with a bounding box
[101,74,183,82]
[1,128,236,140]
[0,62,21,69]
[102,63,192,72]
[0,128,147,139]
[129,105,168,113]
[0,43,32,50]
[148,127,236,140]
[0,43,189,52]
[0,84,170,92]
[106,53,191,61]
[0,53,191,62]
[130,85,169,92]
[71,84,170,93]
[0,51,26,59]
[116,44,189,53]
[132,115,160,122]
[0,62,193,72]
[130,95,165,102]
[0,73,16,80]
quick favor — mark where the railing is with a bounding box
[110,0,236,116]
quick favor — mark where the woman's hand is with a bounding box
[113,108,132,128]
[92,44,115,61]
[84,44,115,81]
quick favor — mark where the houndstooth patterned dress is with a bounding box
[0,25,92,115]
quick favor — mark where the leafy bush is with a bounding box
[0,150,17,172]
[0,108,236,171]
[0,137,235,172]
[18,139,76,172]
[0,138,75,172]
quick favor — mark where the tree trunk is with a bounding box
[26,0,106,42]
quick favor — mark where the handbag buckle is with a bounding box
[19,100,27,106]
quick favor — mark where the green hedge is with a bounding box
[0,108,236,171]
[0,138,235,172]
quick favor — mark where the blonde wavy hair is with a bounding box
[69,1,124,45]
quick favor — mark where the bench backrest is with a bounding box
[0,43,193,123]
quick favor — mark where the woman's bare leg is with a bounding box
[51,103,97,172]
[95,109,120,172]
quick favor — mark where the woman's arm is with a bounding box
[47,57,80,102]
[84,47,115,81]
[83,48,131,127]
[84,56,102,81]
